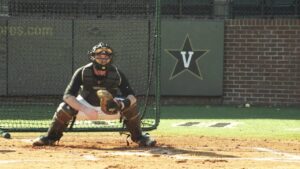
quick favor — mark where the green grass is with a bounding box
[1,104,299,140]
[153,106,300,140]
[0,104,157,131]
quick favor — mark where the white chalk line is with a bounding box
[20,139,33,144]
[1,146,299,165]
[82,154,99,161]
[172,155,300,163]
[0,159,79,164]
[252,147,300,160]
[0,155,99,165]
[0,155,98,164]
[286,128,300,131]
[107,147,300,163]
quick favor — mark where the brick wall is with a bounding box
[223,19,300,106]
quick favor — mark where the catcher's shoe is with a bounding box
[136,134,156,147]
[32,136,56,146]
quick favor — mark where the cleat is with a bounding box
[32,136,56,146]
[136,134,156,147]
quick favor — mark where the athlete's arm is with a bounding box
[118,71,137,108]
[63,68,98,117]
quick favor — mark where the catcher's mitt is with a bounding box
[96,89,120,115]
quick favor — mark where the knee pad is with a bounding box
[57,102,78,116]
[122,103,140,121]
[54,102,78,124]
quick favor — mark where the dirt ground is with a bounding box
[0,132,300,169]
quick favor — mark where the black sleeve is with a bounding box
[119,71,135,97]
[63,68,83,97]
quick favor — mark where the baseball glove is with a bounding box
[96,89,121,115]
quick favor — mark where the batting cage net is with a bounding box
[0,0,161,132]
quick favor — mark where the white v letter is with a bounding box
[180,51,194,68]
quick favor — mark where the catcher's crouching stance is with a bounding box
[32,42,156,147]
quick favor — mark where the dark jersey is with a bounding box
[64,63,135,106]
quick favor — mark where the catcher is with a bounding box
[32,42,156,147]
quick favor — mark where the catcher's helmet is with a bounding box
[88,42,113,57]
[89,42,113,71]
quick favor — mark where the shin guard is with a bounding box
[46,102,77,141]
[122,104,143,142]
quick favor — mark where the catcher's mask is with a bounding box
[88,42,113,71]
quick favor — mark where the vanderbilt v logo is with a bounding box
[181,51,194,68]
[165,35,209,80]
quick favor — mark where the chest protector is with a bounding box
[80,63,121,105]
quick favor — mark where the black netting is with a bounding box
[0,0,160,132]
[161,0,214,17]
[230,0,300,19]
[1,0,299,19]
[6,0,155,17]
